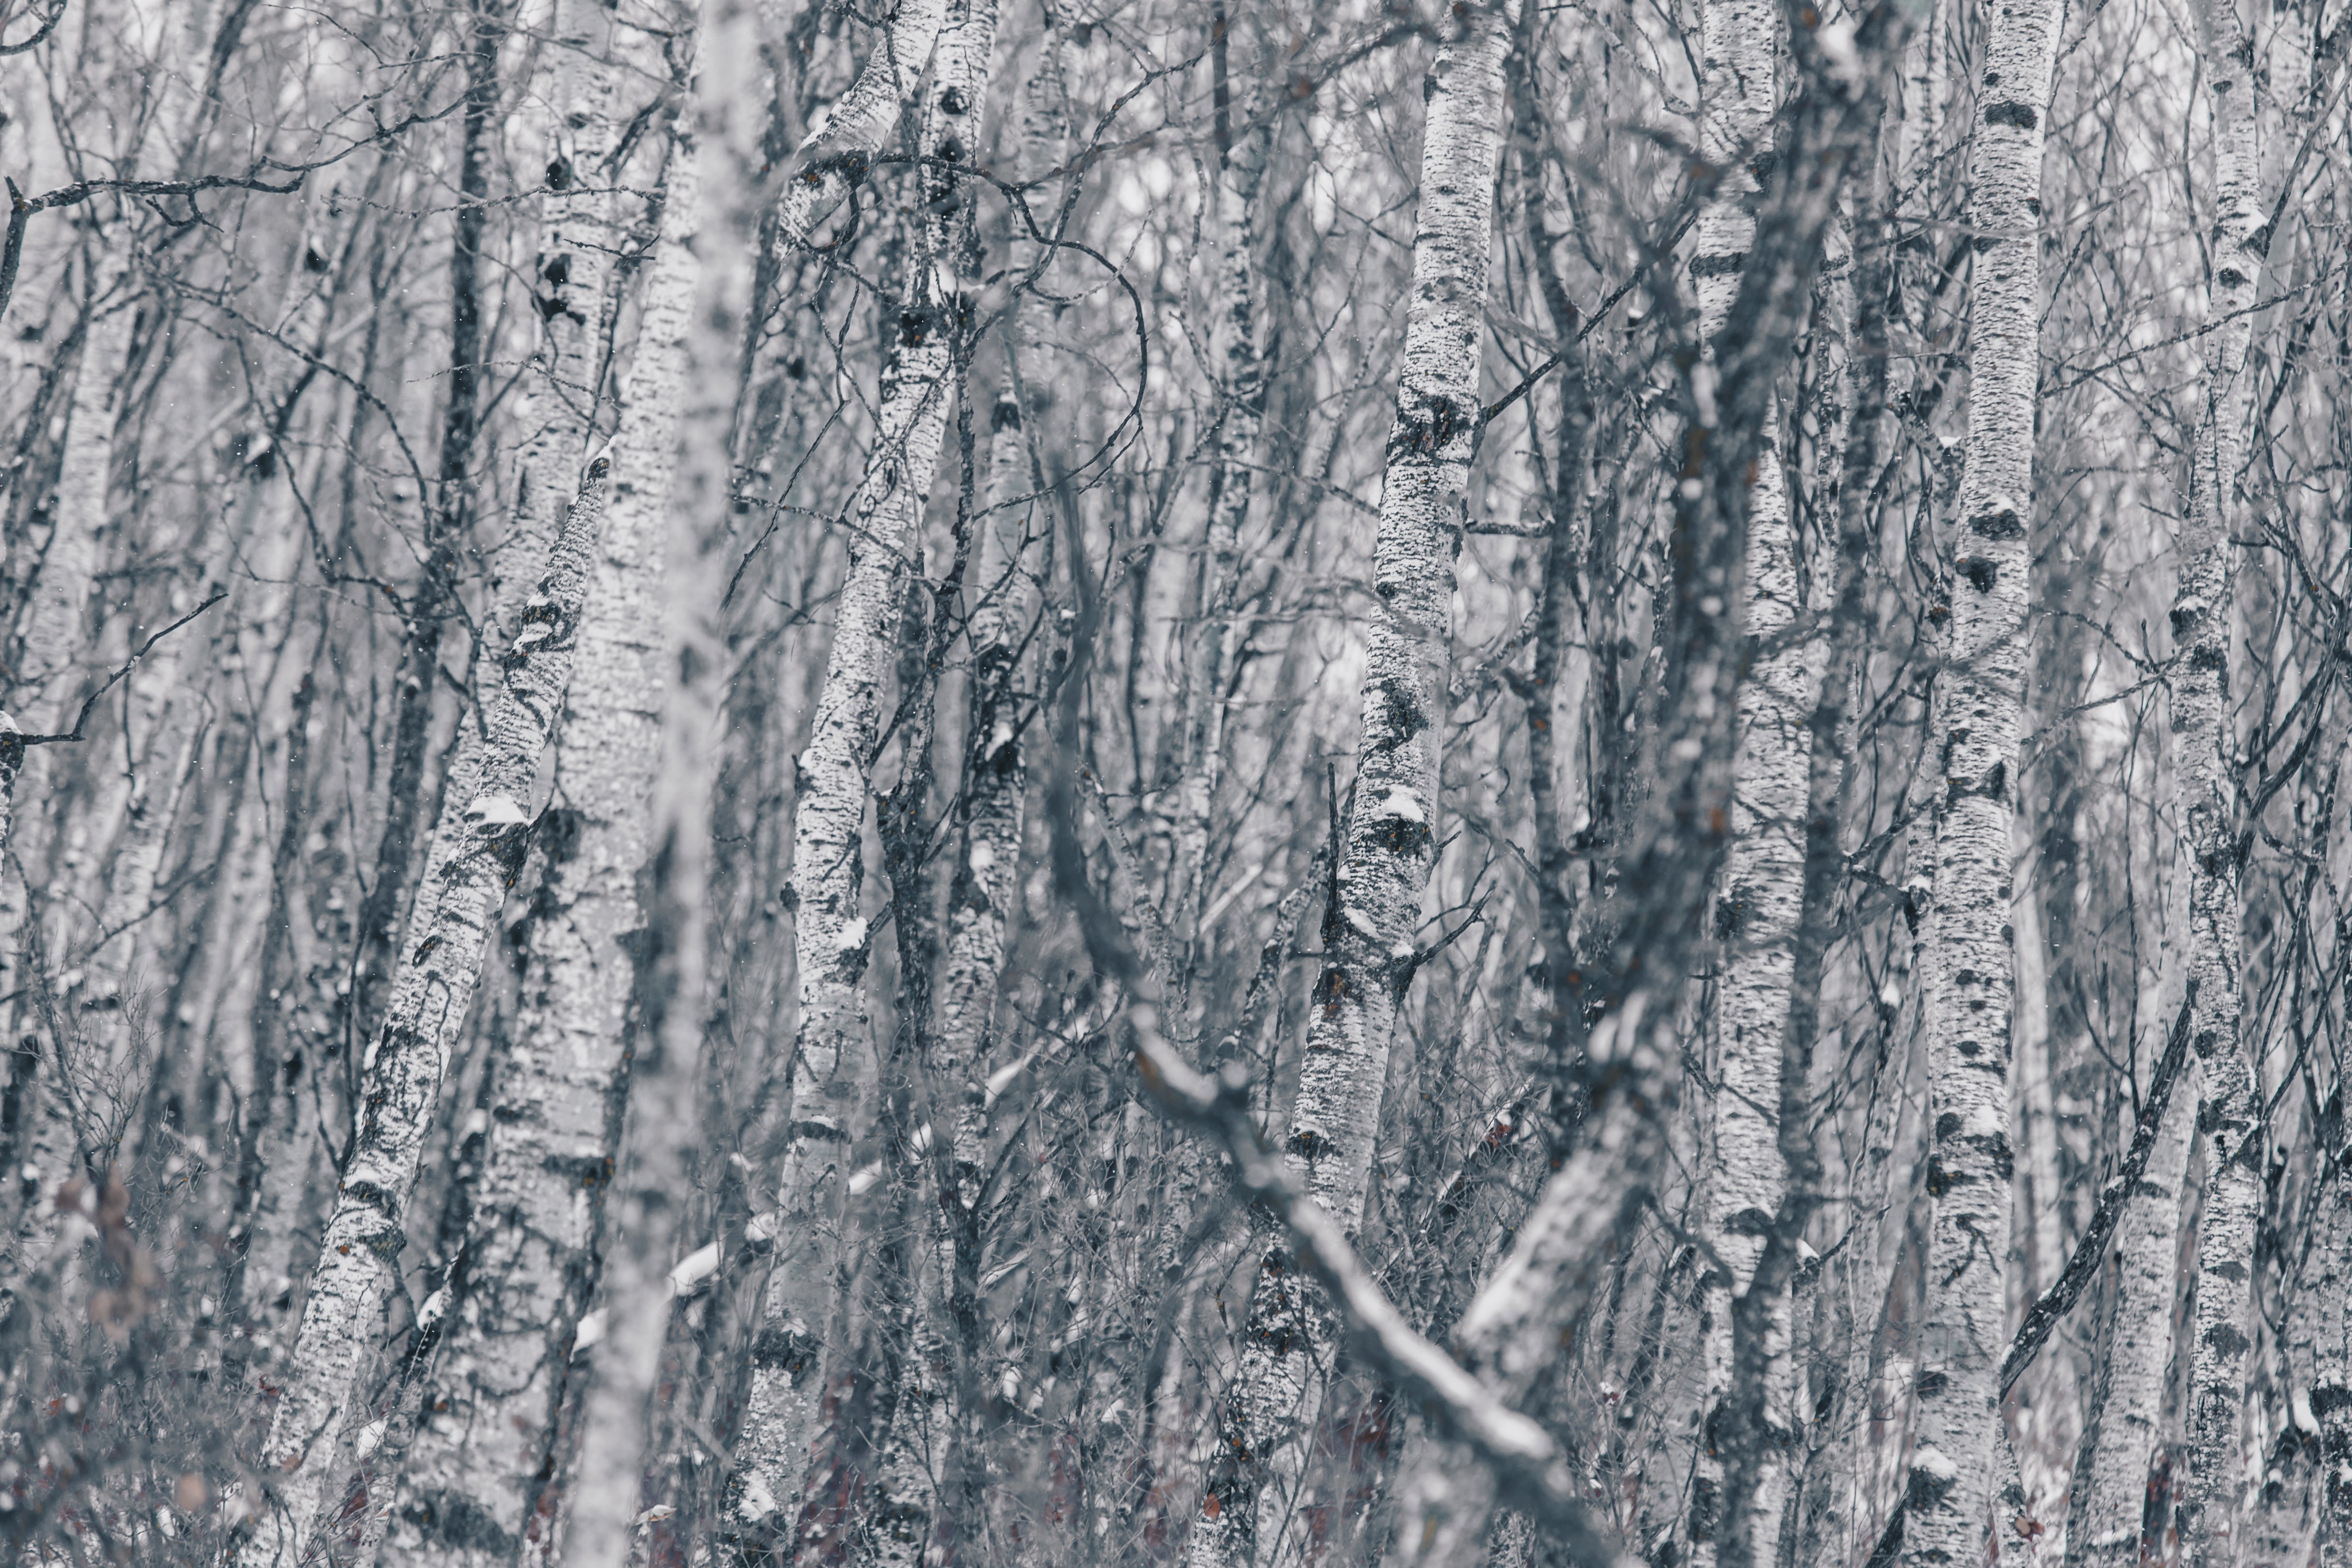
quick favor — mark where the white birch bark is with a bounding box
[1895,0,1951,193]
[509,0,636,615]
[1688,0,1801,1555]
[1170,31,1271,974]
[380,41,694,1563]
[558,0,762,1539]
[732,0,993,1545]
[2313,1169,2352,1568]
[875,16,1066,1565]
[235,435,619,1568]
[2244,1182,2343,1568]
[1899,0,2060,1561]
[776,0,950,249]
[2173,1,2269,1559]
[2008,823,2076,1540]
[836,8,1003,1563]
[926,9,1066,1300]
[2067,762,2195,1568]
[3,0,226,1280]
[17,246,126,702]
[1184,8,1518,1566]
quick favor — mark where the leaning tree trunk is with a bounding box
[235,448,618,1568]
[2174,1,2271,1561]
[726,1,972,1552]
[1688,0,1805,1555]
[1182,6,1518,1566]
[1899,0,2060,1562]
[380,29,691,1563]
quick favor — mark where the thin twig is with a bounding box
[19,593,229,745]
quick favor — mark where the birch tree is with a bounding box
[732,0,995,1548]
[380,11,691,1559]
[237,434,619,1568]
[1186,7,1518,1564]
[1,0,2351,1561]
[1688,0,1807,1552]
[2173,1,2273,1559]
[1900,0,2061,1559]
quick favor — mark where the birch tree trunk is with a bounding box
[1184,7,1518,1565]
[1170,5,1270,979]
[2173,0,2270,1558]
[345,0,505,1067]
[916,17,1067,1561]
[1788,146,1913,1568]
[236,435,618,1568]
[730,0,994,1549]
[2072,1095,2194,1567]
[0,228,134,1283]
[381,26,691,1561]
[1688,0,1805,1554]
[832,5,1003,1561]
[3,0,229,1285]
[2243,1178,2344,1568]
[776,0,949,248]
[2314,1165,2352,1568]
[1900,0,2060,1561]
[558,0,763,1543]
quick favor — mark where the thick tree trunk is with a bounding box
[1186,7,1517,1566]
[380,28,692,1559]
[236,437,617,1567]
[2173,0,2269,1559]
[1900,0,2060,1561]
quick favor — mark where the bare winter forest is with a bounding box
[0,0,2349,1561]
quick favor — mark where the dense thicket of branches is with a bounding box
[0,0,2348,1563]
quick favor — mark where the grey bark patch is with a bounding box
[2201,1322,2250,1359]
[400,1490,517,1555]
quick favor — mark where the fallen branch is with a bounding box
[1044,505,1632,1568]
